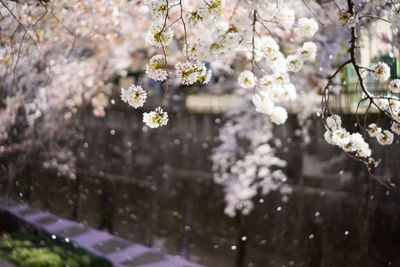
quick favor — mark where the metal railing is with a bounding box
[327,83,393,114]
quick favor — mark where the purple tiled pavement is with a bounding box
[106,244,150,262]
[0,198,203,267]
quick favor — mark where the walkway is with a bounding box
[0,198,203,267]
[0,258,17,267]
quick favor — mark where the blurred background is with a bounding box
[1,1,400,267]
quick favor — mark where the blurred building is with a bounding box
[329,18,400,113]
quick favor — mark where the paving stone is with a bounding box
[24,212,50,221]
[43,219,76,232]
[120,252,166,266]
[107,244,150,263]
[55,225,90,237]
[93,238,132,254]
[72,230,111,247]
[34,215,59,225]
[18,207,38,216]
[8,204,28,213]
[0,258,17,267]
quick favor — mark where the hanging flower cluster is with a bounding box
[0,0,153,178]
[321,1,400,176]
[139,0,319,128]
[145,0,218,89]
[324,60,400,167]
[234,8,319,125]
[212,98,291,217]
[367,77,400,144]
[324,115,372,159]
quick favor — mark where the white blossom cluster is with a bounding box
[372,62,391,82]
[365,61,400,147]
[389,79,400,93]
[146,54,168,81]
[144,0,318,128]
[142,107,169,128]
[145,0,219,86]
[322,1,400,166]
[238,71,257,89]
[297,18,319,37]
[121,85,147,109]
[238,20,318,125]
[0,0,151,124]
[212,98,290,217]
[324,86,400,162]
[0,0,157,179]
[208,1,328,218]
[367,124,395,146]
[43,149,77,180]
[175,61,212,85]
[91,92,109,117]
[324,115,372,159]
[338,9,359,28]
[146,24,174,48]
